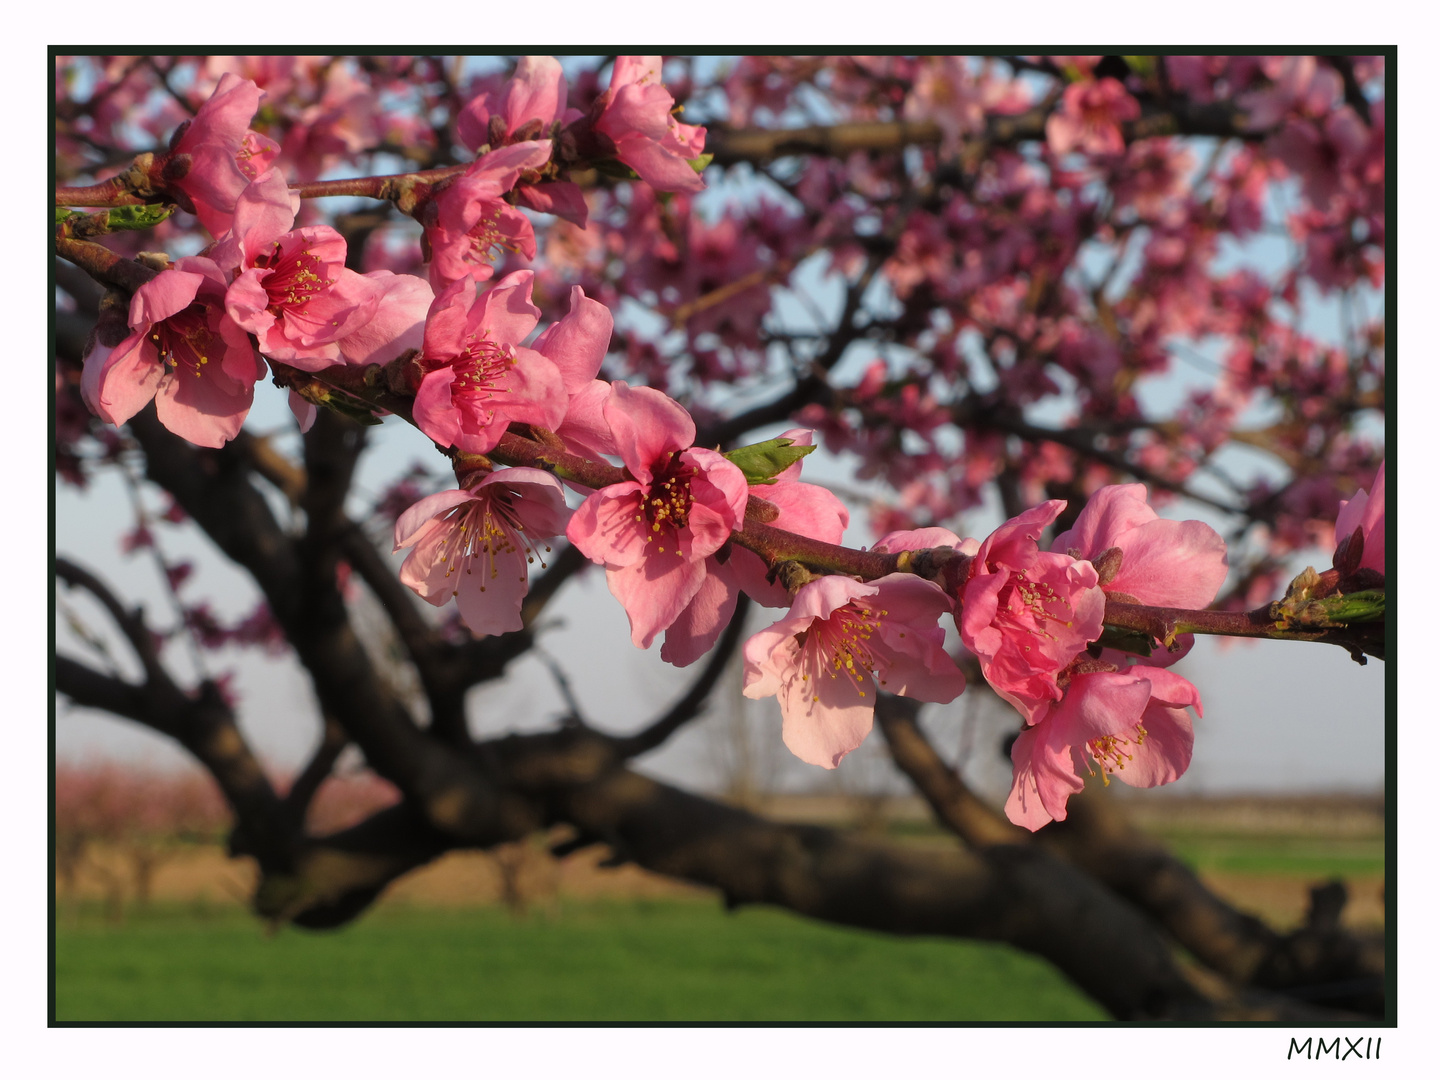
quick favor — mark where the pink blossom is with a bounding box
[661,429,851,667]
[80,256,265,448]
[527,284,614,396]
[743,574,967,769]
[1053,484,1229,608]
[1045,77,1140,157]
[958,502,1106,723]
[427,141,553,291]
[169,73,280,238]
[1005,667,1199,830]
[412,271,566,454]
[565,383,748,649]
[457,57,589,228]
[1335,461,1385,577]
[393,468,571,637]
[335,270,435,367]
[458,55,570,149]
[595,57,707,194]
[218,170,380,369]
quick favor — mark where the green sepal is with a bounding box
[688,153,714,174]
[55,207,83,226]
[723,437,816,485]
[1312,590,1386,624]
[593,158,642,181]
[290,381,384,426]
[105,204,174,231]
[1093,624,1154,657]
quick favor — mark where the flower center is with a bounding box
[1086,723,1147,786]
[151,306,217,379]
[634,454,696,555]
[802,600,890,701]
[995,568,1074,647]
[256,241,332,316]
[438,490,549,595]
[468,201,522,263]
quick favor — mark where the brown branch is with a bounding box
[281,717,349,824]
[53,235,159,295]
[706,97,1267,168]
[616,594,753,757]
[1040,783,1384,1015]
[873,695,1026,848]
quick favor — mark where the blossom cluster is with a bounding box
[60,55,1386,833]
[78,59,705,449]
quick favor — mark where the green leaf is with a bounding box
[1121,56,1156,78]
[55,207,83,226]
[688,153,714,174]
[105,204,174,231]
[723,437,816,485]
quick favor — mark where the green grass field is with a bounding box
[54,898,1106,1022]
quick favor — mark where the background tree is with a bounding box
[53,53,1388,1021]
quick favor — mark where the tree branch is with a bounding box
[874,695,1027,848]
[616,595,752,757]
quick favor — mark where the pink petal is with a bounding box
[516,180,589,227]
[661,558,739,667]
[90,334,161,426]
[606,551,706,649]
[130,269,205,328]
[287,390,317,433]
[531,286,613,394]
[502,55,566,131]
[476,269,541,345]
[778,640,874,769]
[477,468,572,538]
[873,526,964,552]
[555,378,618,459]
[603,382,695,480]
[766,482,850,545]
[566,482,646,565]
[413,367,464,448]
[154,365,252,448]
[615,133,707,194]
[610,56,663,91]
[1051,484,1152,557]
[393,488,475,551]
[453,549,529,637]
[1108,518,1229,608]
[339,271,433,367]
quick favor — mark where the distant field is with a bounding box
[54,900,1107,1022]
[52,791,1385,1022]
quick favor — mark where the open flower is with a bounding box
[427,141,553,290]
[565,383,748,649]
[1004,667,1199,830]
[743,574,966,769]
[393,468,571,637]
[218,169,380,369]
[660,428,851,668]
[412,270,567,454]
[456,56,588,226]
[1052,483,1228,665]
[80,256,265,448]
[168,72,280,238]
[595,56,707,194]
[958,502,1106,724]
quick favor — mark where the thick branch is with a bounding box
[874,695,1026,848]
[616,595,752,757]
